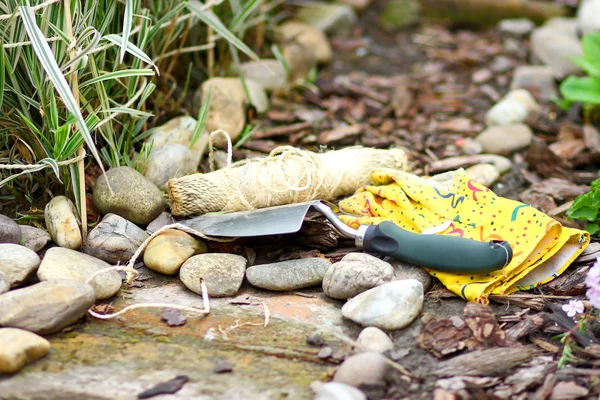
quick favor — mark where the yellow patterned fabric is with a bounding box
[338,168,590,303]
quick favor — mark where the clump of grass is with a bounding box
[0,0,279,222]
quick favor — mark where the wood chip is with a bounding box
[531,373,556,400]
[505,313,550,341]
[317,124,363,144]
[434,346,540,377]
[583,124,600,152]
[463,302,510,348]
[528,178,589,201]
[253,121,314,139]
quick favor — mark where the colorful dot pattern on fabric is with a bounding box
[338,168,590,304]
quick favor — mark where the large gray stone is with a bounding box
[0,214,21,244]
[577,0,600,35]
[0,328,50,373]
[93,166,164,226]
[44,196,82,250]
[246,258,332,291]
[0,243,40,288]
[341,279,424,330]
[83,213,149,264]
[385,257,433,292]
[143,144,198,191]
[180,253,246,297]
[19,225,51,252]
[38,247,122,300]
[323,253,394,300]
[238,60,287,92]
[531,25,582,79]
[0,280,95,334]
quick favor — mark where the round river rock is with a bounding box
[246,258,332,291]
[180,253,246,297]
[93,166,164,226]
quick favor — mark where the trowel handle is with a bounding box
[358,221,512,274]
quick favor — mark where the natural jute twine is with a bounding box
[167,139,408,217]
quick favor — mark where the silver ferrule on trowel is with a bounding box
[310,202,366,249]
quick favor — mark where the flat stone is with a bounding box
[143,144,198,191]
[278,21,332,63]
[295,3,357,34]
[333,352,390,388]
[544,17,579,37]
[0,328,50,373]
[238,60,287,92]
[384,257,432,292]
[38,247,122,300]
[531,26,582,79]
[484,89,540,126]
[246,258,332,291]
[341,279,424,330]
[510,65,558,101]
[145,116,208,166]
[315,382,367,400]
[180,253,246,297]
[83,213,150,265]
[577,0,600,35]
[93,166,164,226]
[44,195,82,250]
[497,18,535,37]
[476,124,533,154]
[0,280,95,334]
[19,225,51,252]
[0,243,41,288]
[356,327,394,353]
[323,253,394,300]
[144,229,207,275]
[0,214,22,244]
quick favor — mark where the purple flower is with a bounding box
[587,257,600,309]
[562,299,585,317]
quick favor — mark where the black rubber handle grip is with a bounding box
[362,221,512,273]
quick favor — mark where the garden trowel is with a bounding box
[179,200,513,274]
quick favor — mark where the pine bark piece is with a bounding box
[434,346,541,377]
[463,303,510,348]
[418,313,472,358]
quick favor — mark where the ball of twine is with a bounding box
[167,130,408,217]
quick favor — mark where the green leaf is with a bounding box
[230,0,261,31]
[582,33,600,74]
[38,157,61,181]
[186,0,259,62]
[19,5,105,175]
[572,56,600,77]
[79,68,154,88]
[560,76,600,105]
[271,44,289,78]
[585,223,600,235]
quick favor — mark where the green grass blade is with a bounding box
[187,0,259,61]
[271,44,289,77]
[79,68,154,88]
[20,5,105,173]
[120,0,133,63]
[190,85,210,148]
[0,41,5,110]
[39,157,62,181]
[230,0,261,31]
[146,2,188,41]
[103,34,158,73]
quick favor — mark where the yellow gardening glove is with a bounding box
[338,168,590,303]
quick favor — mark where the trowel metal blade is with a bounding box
[177,201,320,237]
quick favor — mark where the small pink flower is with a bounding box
[562,299,585,317]
[587,257,600,308]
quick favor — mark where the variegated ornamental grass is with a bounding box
[0,0,275,220]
